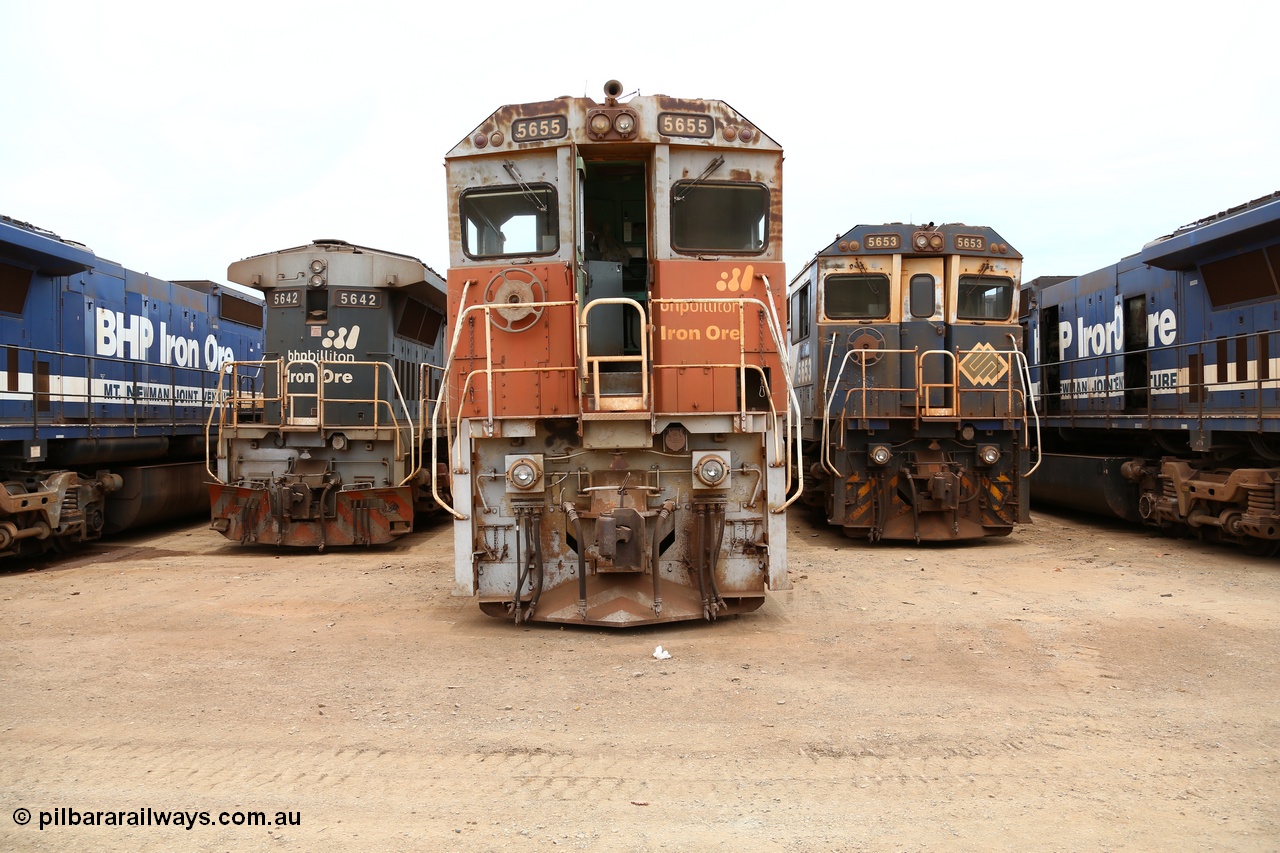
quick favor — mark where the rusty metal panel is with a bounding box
[665,148,783,263]
[445,149,567,269]
[651,260,787,416]
[209,482,413,547]
[446,93,780,160]
[446,263,576,422]
[466,427,774,626]
[228,241,433,292]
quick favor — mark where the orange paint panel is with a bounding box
[651,260,787,415]
[446,264,576,419]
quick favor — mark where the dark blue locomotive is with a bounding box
[0,215,264,558]
[1021,192,1280,554]
[789,223,1033,542]
[207,239,448,548]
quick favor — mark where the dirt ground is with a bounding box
[1,507,1277,852]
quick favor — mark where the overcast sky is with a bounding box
[3,1,1276,291]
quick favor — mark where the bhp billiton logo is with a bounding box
[715,265,755,293]
[321,325,361,351]
[959,342,1010,387]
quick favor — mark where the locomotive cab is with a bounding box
[207,240,447,549]
[439,81,794,626]
[790,223,1033,542]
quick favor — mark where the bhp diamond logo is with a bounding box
[959,342,1009,386]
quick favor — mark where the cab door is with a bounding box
[900,257,948,415]
[578,156,648,409]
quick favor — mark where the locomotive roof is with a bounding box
[815,222,1022,260]
[1139,191,1280,271]
[446,87,780,157]
[0,214,97,275]
[228,239,446,295]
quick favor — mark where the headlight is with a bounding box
[979,445,1000,465]
[870,445,892,466]
[692,452,730,488]
[589,113,612,135]
[505,455,544,492]
[911,230,945,252]
[510,462,537,488]
[698,458,726,485]
[331,433,348,451]
[614,112,636,135]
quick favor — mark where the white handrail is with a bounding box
[1008,333,1043,476]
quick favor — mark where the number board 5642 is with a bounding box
[336,290,382,308]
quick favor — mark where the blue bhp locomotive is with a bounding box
[1021,192,1280,554]
[207,239,448,548]
[0,215,264,558]
[789,223,1033,542]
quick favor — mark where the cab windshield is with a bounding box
[824,273,890,320]
[670,182,768,253]
[957,275,1014,321]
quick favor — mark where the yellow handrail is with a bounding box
[579,297,649,411]
[430,281,801,516]
[206,357,413,484]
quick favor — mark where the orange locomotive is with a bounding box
[433,81,797,626]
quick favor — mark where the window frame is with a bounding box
[822,272,892,321]
[790,283,810,344]
[956,274,1016,322]
[459,183,560,260]
[669,180,770,255]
